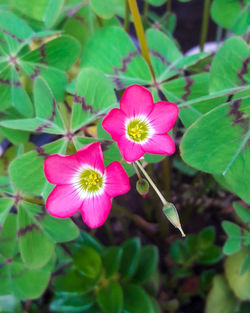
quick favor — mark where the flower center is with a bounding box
[127,119,149,142]
[79,169,103,192]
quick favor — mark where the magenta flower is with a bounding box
[44,142,130,228]
[102,85,179,162]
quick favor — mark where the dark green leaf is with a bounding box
[123,284,154,313]
[97,281,123,313]
[120,238,141,280]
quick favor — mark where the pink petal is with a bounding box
[46,185,81,218]
[77,142,104,174]
[118,135,144,162]
[102,108,127,141]
[104,161,130,197]
[80,193,111,228]
[142,134,175,155]
[148,101,179,134]
[120,85,154,117]
[44,154,79,185]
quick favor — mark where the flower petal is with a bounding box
[142,134,175,155]
[104,161,130,197]
[148,101,179,134]
[44,154,79,185]
[120,85,154,117]
[102,108,127,141]
[77,142,104,174]
[46,185,81,218]
[118,135,144,162]
[80,193,111,228]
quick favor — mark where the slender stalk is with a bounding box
[22,196,44,205]
[200,0,211,52]
[128,0,155,79]
[133,162,143,183]
[167,0,172,13]
[143,0,149,18]
[124,0,130,32]
[135,160,167,205]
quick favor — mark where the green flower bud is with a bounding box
[163,203,185,237]
[136,179,149,198]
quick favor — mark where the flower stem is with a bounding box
[200,0,211,52]
[167,0,172,13]
[128,0,155,79]
[135,160,185,237]
[133,162,143,183]
[135,160,167,206]
[124,0,130,32]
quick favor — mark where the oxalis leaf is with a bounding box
[0,214,55,300]
[81,26,152,89]
[0,77,65,134]
[0,11,80,115]
[9,138,67,195]
[70,67,117,131]
[180,96,250,203]
[17,201,79,269]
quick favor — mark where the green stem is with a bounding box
[167,0,172,13]
[135,160,167,205]
[133,162,143,183]
[143,0,149,18]
[22,197,44,205]
[200,0,211,52]
[128,0,155,79]
[124,0,130,32]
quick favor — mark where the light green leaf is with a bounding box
[9,138,67,195]
[0,198,14,234]
[71,67,117,131]
[81,26,152,89]
[205,275,239,313]
[225,247,250,300]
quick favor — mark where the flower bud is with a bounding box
[136,179,149,198]
[163,203,185,237]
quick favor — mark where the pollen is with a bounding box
[79,169,103,192]
[127,119,149,142]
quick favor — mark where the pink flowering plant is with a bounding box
[0,0,249,311]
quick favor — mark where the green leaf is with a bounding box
[123,284,154,313]
[234,202,250,223]
[225,247,250,300]
[222,221,243,255]
[0,214,55,300]
[9,138,67,195]
[210,37,250,93]
[120,238,141,281]
[20,35,80,101]
[97,281,123,313]
[211,0,250,35]
[18,202,54,269]
[74,230,103,253]
[71,67,117,131]
[241,253,250,275]
[132,246,158,284]
[0,77,65,134]
[50,292,95,312]
[63,4,98,49]
[74,245,102,278]
[11,0,64,27]
[146,28,209,82]
[53,268,101,294]
[198,246,222,265]
[102,246,123,278]
[198,226,215,249]
[146,0,165,6]
[180,97,250,202]
[205,275,239,313]
[90,0,124,19]
[0,127,29,145]
[81,26,152,89]
[17,201,79,269]
[0,198,13,234]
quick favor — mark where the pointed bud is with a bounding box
[136,179,149,198]
[163,203,185,237]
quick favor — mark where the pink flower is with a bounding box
[102,85,179,162]
[44,142,130,228]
